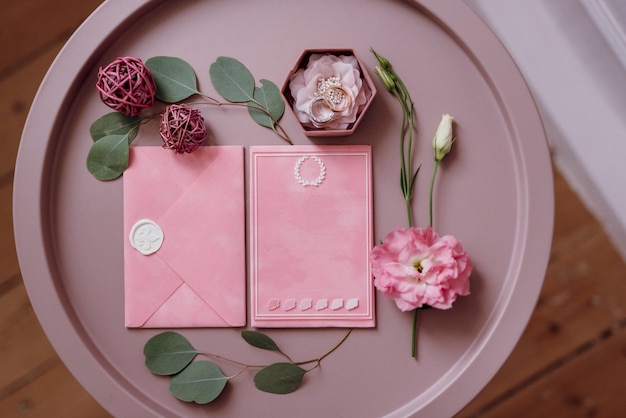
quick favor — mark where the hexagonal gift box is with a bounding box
[282,48,377,137]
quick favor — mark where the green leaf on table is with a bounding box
[146,56,199,103]
[253,363,306,394]
[89,112,141,142]
[169,361,228,404]
[86,134,130,181]
[247,79,285,128]
[241,330,284,353]
[209,56,255,103]
[144,332,198,376]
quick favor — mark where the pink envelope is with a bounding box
[250,145,375,328]
[124,146,246,328]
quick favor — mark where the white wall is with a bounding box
[469,0,626,261]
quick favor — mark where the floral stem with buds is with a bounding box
[372,48,423,358]
[371,48,419,228]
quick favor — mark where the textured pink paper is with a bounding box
[123,146,245,327]
[250,145,374,327]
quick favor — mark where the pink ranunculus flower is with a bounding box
[288,53,369,130]
[371,226,471,311]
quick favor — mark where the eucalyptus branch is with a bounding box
[190,98,293,144]
[197,328,351,370]
[144,329,353,401]
[199,352,267,369]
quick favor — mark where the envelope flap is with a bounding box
[156,147,245,325]
[125,148,187,221]
[124,251,182,327]
[143,283,235,327]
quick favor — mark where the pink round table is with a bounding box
[13,0,553,416]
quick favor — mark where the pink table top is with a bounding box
[13,0,554,416]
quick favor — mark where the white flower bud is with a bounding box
[433,114,454,161]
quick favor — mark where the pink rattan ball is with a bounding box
[96,57,156,116]
[160,104,208,154]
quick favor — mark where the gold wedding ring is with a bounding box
[323,85,353,113]
[306,76,354,125]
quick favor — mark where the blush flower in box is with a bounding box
[370,49,472,357]
[283,49,376,137]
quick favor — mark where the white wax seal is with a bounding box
[129,219,164,255]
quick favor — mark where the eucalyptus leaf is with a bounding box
[144,332,198,376]
[169,361,228,404]
[90,112,141,142]
[253,363,306,394]
[241,330,283,353]
[146,56,199,102]
[247,79,285,128]
[86,134,130,181]
[209,56,255,103]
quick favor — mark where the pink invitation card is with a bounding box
[124,146,246,328]
[250,145,374,327]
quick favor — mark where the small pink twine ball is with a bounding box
[160,104,208,154]
[96,57,156,116]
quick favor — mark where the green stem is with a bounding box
[197,92,223,105]
[412,308,418,358]
[195,96,293,144]
[126,124,142,145]
[396,78,415,192]
[392,87,416,228]
[272,121,293,145]
[200,352,267,369]
[316,329,352,363]
[429,160,440,228]
[393,89,409,194]
[405,104,415,228]
[200,329,352,369]
[226,364,250,380]
[298,329,353,372]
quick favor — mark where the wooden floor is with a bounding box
[2,1,626,417]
